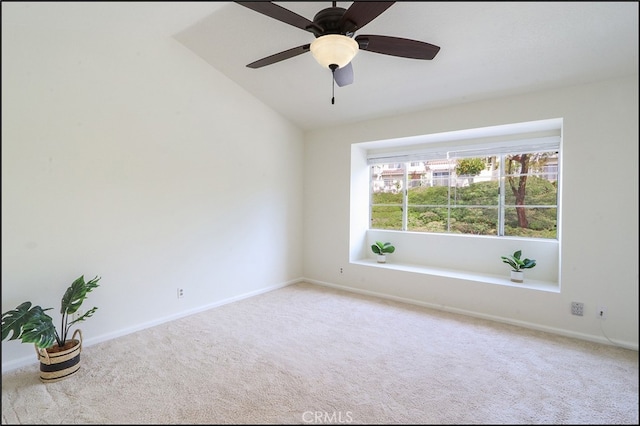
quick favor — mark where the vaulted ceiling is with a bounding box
[4,2,638,131]
[175,2,638,130]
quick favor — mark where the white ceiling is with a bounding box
[174,1,638,130]
[4,2,638,131]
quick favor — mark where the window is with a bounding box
[368,128,560,239]
[351,119,562,285]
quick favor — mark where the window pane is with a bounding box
[371,163,405,230]
[504,176,557,206]
[371,163,405,194]
[407,207,449,232]
[449,207,498,235]
[504,207,557,238]
[372,191,403,204]
[450,180,499,206]
[371,205,403,230]
[368,145,559,239]
[408,185,449,205]
[504,152,558,177]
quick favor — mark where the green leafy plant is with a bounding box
[371,241,395,255]
[455,157,486,177]
[501,250,536,272]
[1,275,101,349]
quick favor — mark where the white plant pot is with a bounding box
[510,270,524,283]
[376,254,387,263]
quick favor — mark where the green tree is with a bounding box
[505,153,555,229]
[455,158,485,179]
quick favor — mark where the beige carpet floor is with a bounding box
[1,282,638,424]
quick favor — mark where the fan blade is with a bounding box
[235,2,319,33]
[339,2,395,34]
[355,35,440,60]
[247,44,311,69]
[334,62,354,87]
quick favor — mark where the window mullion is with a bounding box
[402,163,408,231]
[498,154,505,236]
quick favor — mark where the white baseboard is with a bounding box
[6,276,632,374]
[2,278,301,374]
[303,278,639,352]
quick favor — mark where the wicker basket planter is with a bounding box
[35,329,82,383]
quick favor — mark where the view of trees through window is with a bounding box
[370,151,558,239]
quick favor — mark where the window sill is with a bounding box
[350,259,559,293]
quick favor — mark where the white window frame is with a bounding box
[367,128,560,239]
[349,118,563,288]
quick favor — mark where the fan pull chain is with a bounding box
[330,64,338,105]
[332,77,335,105]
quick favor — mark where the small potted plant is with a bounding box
[371,241,395,263]
[1,275,101,382]
[501,250,536,282]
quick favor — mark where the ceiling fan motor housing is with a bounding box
[312,7,353,37]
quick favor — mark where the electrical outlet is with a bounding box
[571,302,584,316]
[340,267,343,274]
[177,288,184,299]
[597,306,607,320]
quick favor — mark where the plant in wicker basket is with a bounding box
[1,275,101,382]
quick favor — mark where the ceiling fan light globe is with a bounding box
[310,34,359,69]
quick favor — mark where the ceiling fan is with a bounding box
[235,1,440,102]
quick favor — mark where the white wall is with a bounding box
[303,75,639,350]
[2,4,304,371]
[2,4,637,375]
